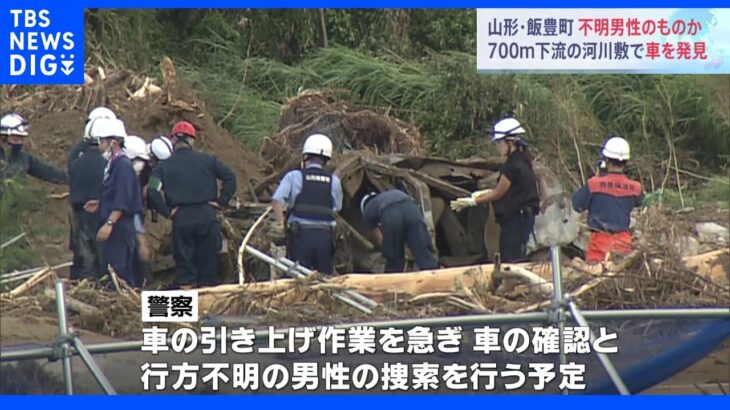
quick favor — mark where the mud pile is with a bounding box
[2,60,267,270]
[3,60,265,183]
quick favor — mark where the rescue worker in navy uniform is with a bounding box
[271,134,343,275]
[67,124,107,280]
[93,118,144,287]
[147,136,174,168]
[1,113,68,185]
[360,189,438,273]
[148,121,237,289]
[451,117,540,262]
[145,136,173,224]
[572,135,643,263]
[67,107,117,280]
[68,107,117,172]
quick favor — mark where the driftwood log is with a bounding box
[679,249,729,286]
[196,249,728,313]
[43,288,102,316]
[197,261,553,310]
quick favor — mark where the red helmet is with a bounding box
[171,121,196,139]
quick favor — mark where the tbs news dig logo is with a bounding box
[5,8,81,83]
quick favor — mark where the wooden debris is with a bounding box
[238,206,273,285]
[517,250,642,313]
[1,232,27,250]
[8,268,53,297]
[43,288,102,316]
[680,249,729,285]
[500,265,553,296]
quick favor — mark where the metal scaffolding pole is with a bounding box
[244,245,373,314]
[568,299,630,395]
[73,338,117,395]
[277,256,378,308]
[54,280,74,395]
[549,247,568,394]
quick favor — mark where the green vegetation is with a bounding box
[83,9,729,192]
[0,179,46,272]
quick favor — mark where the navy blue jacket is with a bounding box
[0,148,68,184]
[67,140,89,173]
[68,146,106,207]
[572,172,644,233]
[148,147,236,223]
[99,153,144,225]
[362,189,414,231]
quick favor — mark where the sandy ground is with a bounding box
[1,316,728,395]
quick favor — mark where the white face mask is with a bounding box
[102,148,113,161]
[133,159,145,175]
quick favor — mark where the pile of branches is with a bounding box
[1,277,142,338]
[570,207,729,310]
[259,90,425,171]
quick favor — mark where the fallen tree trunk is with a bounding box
[327,263,553,302]
[196,248,728,311]
[43,288,102,316]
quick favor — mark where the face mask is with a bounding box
[9,143,23,153]
[133,159,146,175]
[102,148,113,161]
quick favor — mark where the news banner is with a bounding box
[139,291,617,392]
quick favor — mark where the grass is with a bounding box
[0,179,46,272]
[180,63,282,152]
[172,35,729,193]
[643,173,730,210]
[696,176,730,208]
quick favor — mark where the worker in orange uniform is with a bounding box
[572,135,644,263]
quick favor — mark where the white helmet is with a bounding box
[360,192,378,213]
[88,107,117,122]
[1,113,30,137]
[602,136,631,161]
[302,133,333,159]
[84,107,117,141]
[124,135,150,161]
[148,136,173,161]
[90,118,127,140]
[491,117,525,143]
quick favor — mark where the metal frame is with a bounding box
[32,280,118,395]
[1,247,728,395]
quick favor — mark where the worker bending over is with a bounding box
[360,189,438,273]
[572,135,643,263]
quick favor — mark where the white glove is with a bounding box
[450,197,477,212]
[471,189,492,200]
